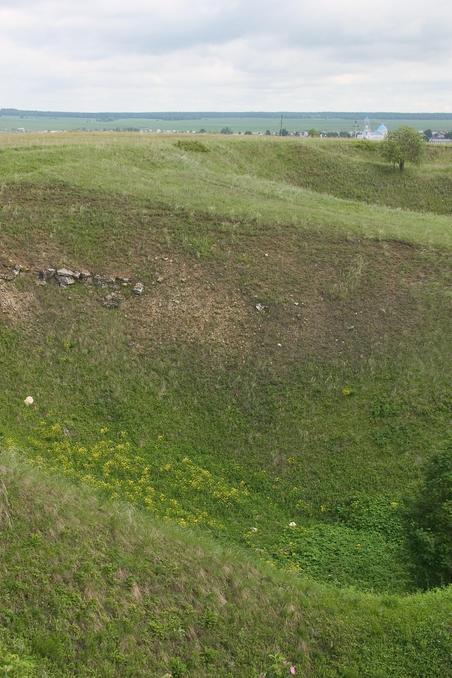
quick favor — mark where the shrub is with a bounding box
[405,445,452,588]
[175,140,209,153]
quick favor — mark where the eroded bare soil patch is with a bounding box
[0,283,36,324]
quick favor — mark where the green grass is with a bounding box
[1,453,451,678]
[0,133,451,675]
[1,135,451,248]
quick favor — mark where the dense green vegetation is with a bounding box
[406,447,452,589]
[1,454,451,677]
[0,133,451,676]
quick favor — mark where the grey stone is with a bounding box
[79,270,92,281]
[103,292,122,309]
[57,275,75,287]
[94,274,116,287]
[38,269,55,281]
[57,267,76,278]
[133,282,144,295]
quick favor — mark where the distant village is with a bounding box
[5,117,452,143]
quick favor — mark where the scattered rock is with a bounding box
[5,262,146,302]
[79,270,92,281]
[255,303,266,312]
[156,275,164,284]
[94,274,116,287]
[57,267,76,278]
[57,275,75,287]
[133,282,144,295]
[37,270,49,282]
[24,396,34,406]
[103,292,122,309]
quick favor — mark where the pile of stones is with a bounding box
[36,266,145,306]
[37,267,143,291]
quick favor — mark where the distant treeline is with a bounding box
[2,109,452,121]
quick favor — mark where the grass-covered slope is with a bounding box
[280,140,452,214]
[1,134,451,247]
[0,133,451,675]
[1,454,451,678]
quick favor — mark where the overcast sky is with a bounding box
[1,0,451,112]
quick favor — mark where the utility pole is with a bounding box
[280,113,284,136]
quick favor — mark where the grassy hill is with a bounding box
[0,133,451,676]
[1,454,451,677]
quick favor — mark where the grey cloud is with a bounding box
[3,0,451,61]
[0,0,451,110]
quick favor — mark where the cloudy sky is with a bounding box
[1,0,451,111]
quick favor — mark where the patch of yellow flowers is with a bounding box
[22,421,247,530]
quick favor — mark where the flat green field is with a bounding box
[1,114,452,133]
[0,134,451,676]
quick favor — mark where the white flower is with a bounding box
[24,396,34,406]
[288,521,297,527]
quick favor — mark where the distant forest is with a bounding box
[2,109,452,121]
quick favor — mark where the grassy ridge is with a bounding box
[1,135,451,248]
[1,453,451,678]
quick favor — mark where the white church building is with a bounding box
[357,119,388,141]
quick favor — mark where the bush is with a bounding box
[175,140,209,153]
[406,445,452,588]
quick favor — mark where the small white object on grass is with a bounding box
[24,396,34,406]
[288,521,297,527]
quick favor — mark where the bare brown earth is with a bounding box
[0,275,37,325]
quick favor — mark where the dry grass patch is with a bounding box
[0,282,37,325]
